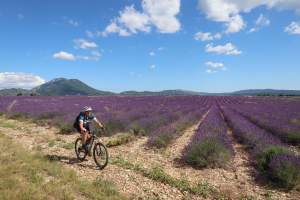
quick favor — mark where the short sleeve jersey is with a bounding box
[78,112,97,129]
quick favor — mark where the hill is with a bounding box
[32,78,114,96]
[232,89,300,96]
[0,88,32,96]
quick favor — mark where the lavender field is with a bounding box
[0,95,300,189]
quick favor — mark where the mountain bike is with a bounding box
[74,128,108,169]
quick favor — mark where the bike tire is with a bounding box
[93,142,109,170]
[75,138,87,161]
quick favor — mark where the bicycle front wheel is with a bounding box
[93,142,108,169]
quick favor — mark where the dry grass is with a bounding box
[0,132,127,200]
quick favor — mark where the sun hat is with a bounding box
[82,106,93,112]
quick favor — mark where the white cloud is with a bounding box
[256,14,271,26]
[249,14,270,32]
[194,31,222,41]
[53,51,76,61]
[205,61,224,69]
[285,21,300,35]
[225,14,246,33]
[74,39,97,49]
[198,0,300,33]
[118,5,151,33]
[205,61,226,73]
[101,0,181,36]
[150,64,156,69]
[206,43,242,55]
[158,47,164,51]
[142,0,181,33]
[101,20,131,37]
[0,72,45,89]
[149,51,155,56]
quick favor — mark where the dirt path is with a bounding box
[0,117,299,200]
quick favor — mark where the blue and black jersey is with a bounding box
[77,112,97,131]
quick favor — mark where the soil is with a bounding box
[0,116,299,200]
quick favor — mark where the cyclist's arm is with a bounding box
[93,117,104,128]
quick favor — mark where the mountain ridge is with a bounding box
[1,78,299,96]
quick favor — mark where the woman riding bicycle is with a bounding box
[76,106,104,151]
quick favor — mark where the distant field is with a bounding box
[0,95,300,191]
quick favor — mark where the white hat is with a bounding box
[82,106,93,112]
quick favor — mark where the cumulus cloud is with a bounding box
[285,21,300,35]
[206,43,242,55]
[53,51,76,61]
[205,61,225,69]
[101,20,131,37]
[53,50,101,62]
[101,0,180,36]
[205,61,226,73]
[118,5,151,33]
[0,72,45,89]
[74,39,97,49]
[198,0,300,33]
[249,14,270,32]
[194,31,222,41]
[225,14,246,33]
[142,0,181,33]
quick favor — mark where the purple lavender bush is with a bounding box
[269,153,300,189]
[221,106,300,189]
[183,105,234,168]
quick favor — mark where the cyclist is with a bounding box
[75,106,104,152]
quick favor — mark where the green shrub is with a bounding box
[256,146,291,172]
[269,154,300,189]
[286,132,300,145]
[150,134,173,149]
[8,112,30,121]
[56,123,74,134]
[129,124,146,136]
[185,138,232,168]
[106,133,135,147]
[256,146,300,189]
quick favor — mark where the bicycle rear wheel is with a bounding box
[93,142,108,169]
[75,138,87,161]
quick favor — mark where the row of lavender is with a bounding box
[221,107,300,189]
[226,97,300,145]
[183,105,234,168]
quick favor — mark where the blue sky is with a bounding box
[0,0,300,93]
